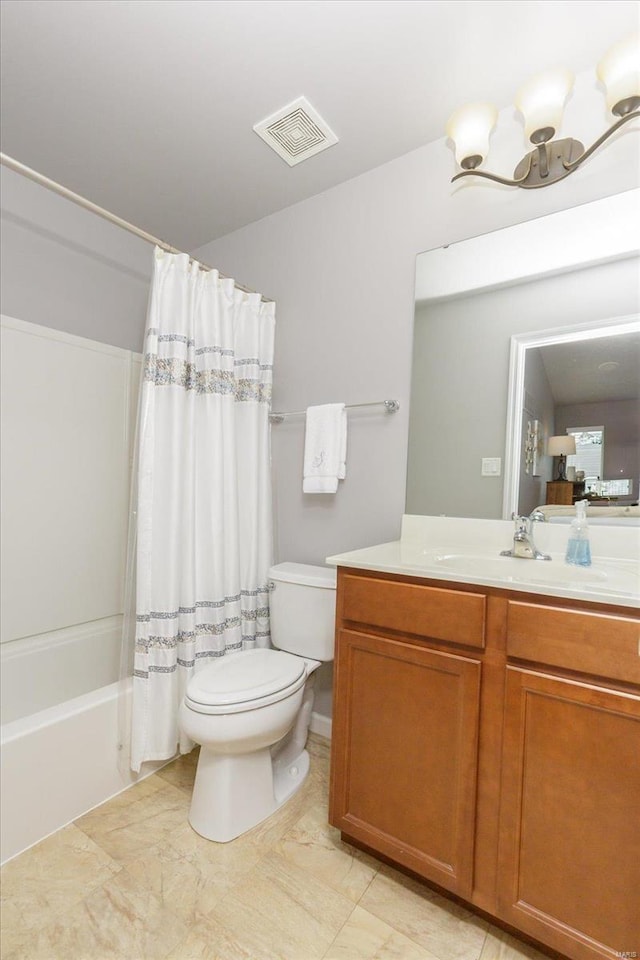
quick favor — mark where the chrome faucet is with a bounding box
[501,511,551,561]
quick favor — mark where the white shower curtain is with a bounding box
[130,249,275,772]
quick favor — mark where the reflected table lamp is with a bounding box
[547,435,576,481]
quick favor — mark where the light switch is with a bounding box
[481,457,501,477]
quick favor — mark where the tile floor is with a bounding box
[1,735,550,960]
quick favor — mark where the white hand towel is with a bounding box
[303,403,348,494]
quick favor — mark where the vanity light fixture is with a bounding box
[547,435,576,481]
[446,34,639,189]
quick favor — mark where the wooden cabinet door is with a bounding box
[546,481,573,504]
[498,667,640,960]
[329,629,481,899]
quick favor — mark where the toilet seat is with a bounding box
[185,648,306,716]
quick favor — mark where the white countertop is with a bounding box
[326,516,640,609]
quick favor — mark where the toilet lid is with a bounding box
[186,649,305,708]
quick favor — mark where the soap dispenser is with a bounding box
[565,499,592,567]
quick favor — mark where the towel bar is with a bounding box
[269,399,399,424]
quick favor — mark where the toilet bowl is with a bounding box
[179,562,336,842]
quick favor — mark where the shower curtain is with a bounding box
[129,249,275,772]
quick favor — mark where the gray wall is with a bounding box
[1,167,150,351]
[194,132,639,566]
[556,399,640,502]
[194,130,638,723]
[4,98,638,558]
[406,259,639,518]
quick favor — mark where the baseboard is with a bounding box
[310,710,332,740]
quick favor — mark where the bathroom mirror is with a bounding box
[406,190,640,521]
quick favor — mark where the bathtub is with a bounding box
[0,617,163,864]
[1,617,123,726]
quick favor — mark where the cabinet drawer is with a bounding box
[340,573,486,648]
[506,601,640,685]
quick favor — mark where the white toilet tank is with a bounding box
[268,562,337,661]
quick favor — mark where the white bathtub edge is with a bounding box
[1,617,122,725]
[0,756,169,867]
[1,681,121,744]
[0,681,170,865]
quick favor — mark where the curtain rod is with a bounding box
[269,399,400,423]
[0,152,273,303]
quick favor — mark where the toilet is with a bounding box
[179,562,337,842]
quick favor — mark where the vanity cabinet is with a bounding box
[498,600,640,959]
[329,567,640,960]
[329,572,488,900]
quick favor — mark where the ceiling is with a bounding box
[1,0,638,250]
[539,332,640,406]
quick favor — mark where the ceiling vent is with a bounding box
[253,97,338,166]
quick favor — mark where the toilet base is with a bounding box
[188,745,310,843]
[273,746,310,805]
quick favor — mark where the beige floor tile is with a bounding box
[156,747,200,794]
[166,916,278,960]
[0,823,121,957]
[118,741,336,931]
[2,867,187,960]
[307,735,331,788]
[307,732,331,762]
[323,904,443,960]
[231,766,327,854]
[165,923,223,960]
[275,802,378,902]
[74,776,190,863]
[203,850,356,960]
[168,815,265,867]
[121,818,268,925]
[480,925,550,960]
[2,731,549,960]
[359,864,488,960]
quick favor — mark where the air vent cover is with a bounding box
[253,97,338,166]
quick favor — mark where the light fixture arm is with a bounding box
[451,153,532,187]
[451,168,528,187]
[563,108,639,172]
[451,109,639,189]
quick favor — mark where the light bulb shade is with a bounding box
[515,68,574,142]
[446,102,497,168]
[597,33,640,114]
[547,435,576,457]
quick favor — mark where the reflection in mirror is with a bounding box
[406,191,640,522]
[503,320,639,519]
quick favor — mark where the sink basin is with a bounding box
[431,554,610,586]
[393,548,638,597]
[329,518,639,606]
